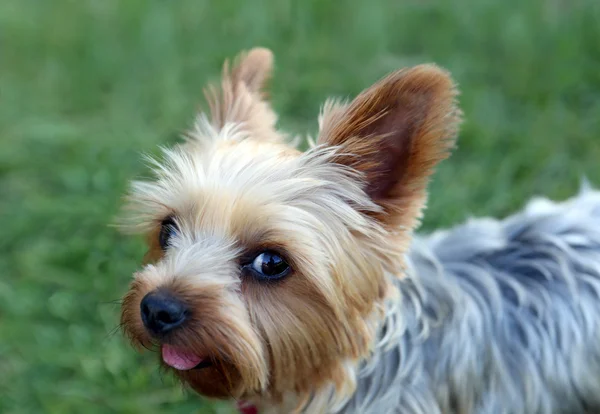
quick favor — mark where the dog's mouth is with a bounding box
[161,344,213,370]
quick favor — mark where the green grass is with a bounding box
[1,0,600,412]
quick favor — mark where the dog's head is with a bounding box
[119,48,460,408]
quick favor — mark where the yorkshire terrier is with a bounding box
[120,48,600,413]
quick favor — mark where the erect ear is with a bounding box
[204,47,282,142]
[318,65,461,231]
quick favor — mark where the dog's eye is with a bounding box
[247,251,290,280]
[159,217,178,250]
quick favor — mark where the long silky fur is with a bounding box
[335,184,600,414]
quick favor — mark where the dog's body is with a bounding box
[119,48,600,414]
[337,187,600,414]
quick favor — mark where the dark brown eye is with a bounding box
[246,251,290,280]
[159,217,178,250]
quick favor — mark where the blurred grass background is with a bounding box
[1,0,600,413]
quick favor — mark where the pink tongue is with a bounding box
[162,344,203,370]
[237,401,258,414]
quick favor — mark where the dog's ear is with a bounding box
[204,47,281,142]
[318,65,461,231]
[226,47,273,95]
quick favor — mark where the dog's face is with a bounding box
[120,48,460,407]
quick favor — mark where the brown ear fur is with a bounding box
[205,47,282,142]
[318,64,461,231]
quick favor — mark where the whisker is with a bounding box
[104,323,124,341]
[99,298,123,306]
[141,341,154,352]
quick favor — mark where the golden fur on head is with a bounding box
[120,48,461,411]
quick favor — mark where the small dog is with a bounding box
[119,48,600,414]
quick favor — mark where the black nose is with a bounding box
[140,291,188,336]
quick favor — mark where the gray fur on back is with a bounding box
[339,185,600,414]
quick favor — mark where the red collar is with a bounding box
[236,401,258,414]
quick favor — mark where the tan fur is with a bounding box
[318,66,461,245]
[201,47,284,145]
[120,48,461,413]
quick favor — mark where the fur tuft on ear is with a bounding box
[203,47,282,142]
[318,64,462,231]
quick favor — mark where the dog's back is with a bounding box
[343,185,600,414]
